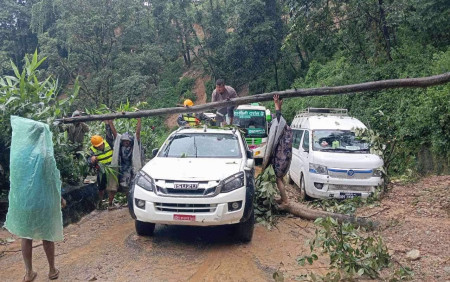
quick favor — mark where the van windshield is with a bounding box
[159,133,242,158]
[312,130,369,153]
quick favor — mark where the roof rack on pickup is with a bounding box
[295,108,348,118]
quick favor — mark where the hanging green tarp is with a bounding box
[4,116,63,241]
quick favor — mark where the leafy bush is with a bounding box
[85,100,163,160]
[175,77,196,102]
[204,79,214,102]
[307,194,380,216]
[298,217,391,280]
[52,140,89,185]
[253,165,281,229]
[0,51,79,189]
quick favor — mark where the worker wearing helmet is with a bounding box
[177,99,211,127]
[87,133,114,209]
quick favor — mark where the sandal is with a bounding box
[23,271,37,282]
[49,269,60,280]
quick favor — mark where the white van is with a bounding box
[288,108,383,200]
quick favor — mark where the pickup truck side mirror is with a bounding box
[246,150,253,159]
[152,148,159,157]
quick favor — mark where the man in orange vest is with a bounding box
[87,134,115,209]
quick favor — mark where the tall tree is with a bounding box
[32,0,164,107]
[0,0,38,74]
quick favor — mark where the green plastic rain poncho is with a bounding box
[4,116,63,241]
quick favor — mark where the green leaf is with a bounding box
[4,97,19,106]
[36,56,48,70]
[10,61,20,78]
[357,268,364,276]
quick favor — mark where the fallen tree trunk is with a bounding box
[280,202,378,229]
[59,72,450,123]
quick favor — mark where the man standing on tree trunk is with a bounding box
[211,79,237,126]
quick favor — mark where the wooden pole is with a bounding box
[59,72,450,123]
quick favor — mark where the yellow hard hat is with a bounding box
[91,135,104,147]
[183,99,194,107]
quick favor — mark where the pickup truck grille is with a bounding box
[155,180,219,197]
[154,203,217,213]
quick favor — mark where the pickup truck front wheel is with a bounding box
[135,220,155,236]
[235,208,255,243]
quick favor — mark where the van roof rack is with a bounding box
[295,108,348,118]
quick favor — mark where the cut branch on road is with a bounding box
[279,202,378,229]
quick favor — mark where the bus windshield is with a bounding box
[233,109,267,138]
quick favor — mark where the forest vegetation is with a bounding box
[0,0,449,189]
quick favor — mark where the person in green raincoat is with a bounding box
[4,116,64,281]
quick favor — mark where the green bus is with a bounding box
[233,103,271,159]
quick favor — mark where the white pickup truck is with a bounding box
[128,126,256,242]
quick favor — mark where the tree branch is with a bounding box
[59,73,450,123]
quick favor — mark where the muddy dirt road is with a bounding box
[0,208,327,281]
[1,175,449,281]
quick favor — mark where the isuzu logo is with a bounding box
[347,170,355,177]
[174,183,199,190]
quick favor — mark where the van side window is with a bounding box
[292,129,304,149]
[302,130,310,151]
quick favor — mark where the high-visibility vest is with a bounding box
[182,113,199,126]
[90,141,113,164]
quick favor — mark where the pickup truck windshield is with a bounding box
[312,130,369,153]
[159,133,242,158]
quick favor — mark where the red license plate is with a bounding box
[173,214,196,221]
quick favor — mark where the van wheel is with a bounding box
[135,220,155,236]
[235,208,255,243]
[299,174,311,201]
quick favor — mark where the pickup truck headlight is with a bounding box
[309,163,328,175]
[134,171,155,192]
[219,172,245,193]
